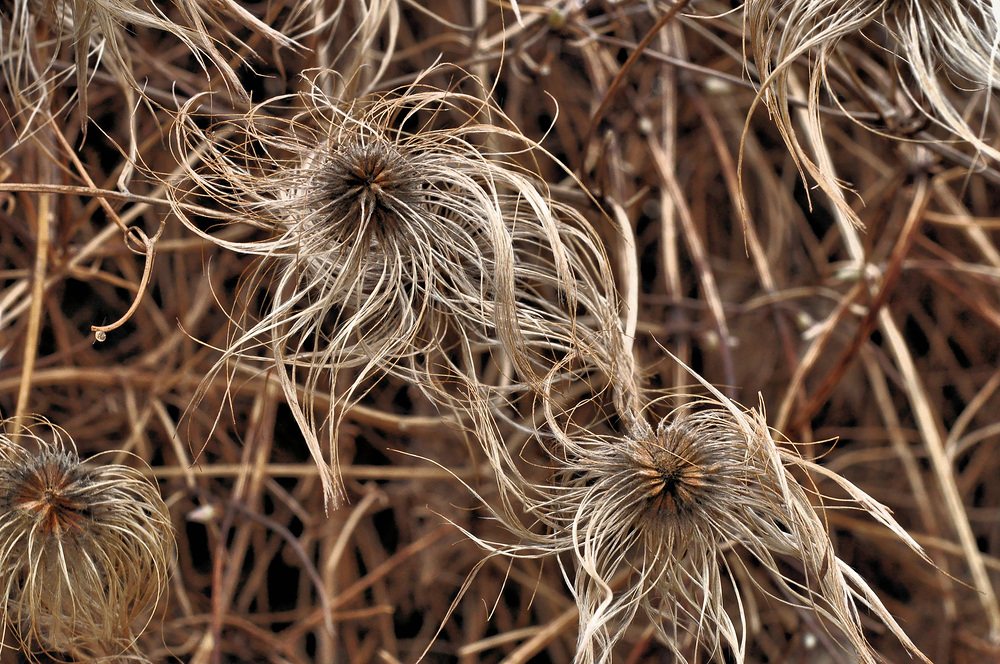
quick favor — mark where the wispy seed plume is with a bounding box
[471,370,930,664]
[0,418,174,661]
[744,0,1000,224]
[169,69,629,506]
[0,0,302,145]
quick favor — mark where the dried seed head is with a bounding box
[0,419,174,661]
[478,391,929,664]
[4,449,96,540]
[170,69,630,506]
[628,416,725,521]
[744,0,1000,226]
[1,0,299,147]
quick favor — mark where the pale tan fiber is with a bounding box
[0,0,303,144]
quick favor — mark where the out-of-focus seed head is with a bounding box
[0,419,174,661]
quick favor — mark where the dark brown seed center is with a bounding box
[10,464,92,536]
[642,445,705,515]
[320,140,420,243]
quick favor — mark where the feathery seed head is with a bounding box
[2,448,96,541]
[0,419,174,661]
[744,0,1000,225]
[625,414,742,526]
[487,392,929,664]
[171,69,628,506]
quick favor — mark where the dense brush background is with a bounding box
[2,1,999,662]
